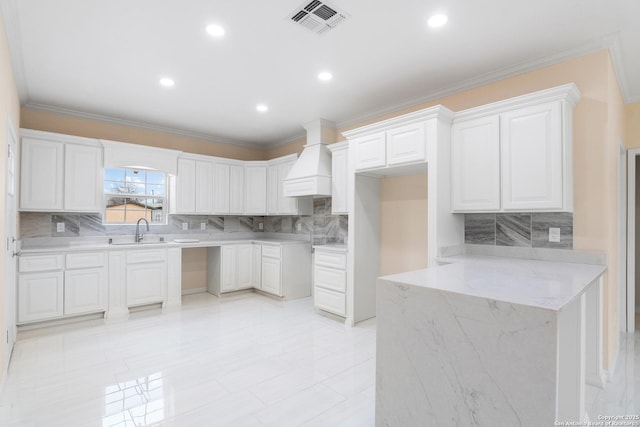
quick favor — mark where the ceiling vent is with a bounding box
[289,0,349,35]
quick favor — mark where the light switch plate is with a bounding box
[548,227,561,243]
[200,222,207,231]
[182,222,188,231]
[56,222,65,233]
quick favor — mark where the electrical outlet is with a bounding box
[296,222,302,231]
[182,222,188,231]
[258,222,264,230]
[56,222,65,233]
[548,227,561,243]
[200,222,207,231]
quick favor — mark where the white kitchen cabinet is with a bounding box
[20,130,103,213]
[64,252,107,316]
[64,143,103,212]
[20,137,64,211]
[386,122,426,166]
[261,255,282,296]
[259,242,311,299]
[313,246,347,317]
[267,155,312,215]
[451,116,501,211]
[327,142,348,214]
[176,157,214,214]
[229,164,245,214]
[252,243,262,289]
[501,102,563,211]
[64,268,107,316]
[219,245,237,292]
[126,249,167,307]
[451,84,579,213]
[237,244,254,289]
[208,243,254,294]
[18,271,64,323]
[213,162,230,213]
[244,164,267,214]
[353,132,386,171]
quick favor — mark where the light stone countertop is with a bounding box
[379,254,606,311]
[19,237,311,254]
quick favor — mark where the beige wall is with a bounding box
[0,12,21,384]
[20,108,267,161]
[264,138,306,159]
[181,248,207,292]
[626,103,640,148]
[379,174,428,276]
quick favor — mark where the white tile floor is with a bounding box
[0,292,638,426]
[0,293,376,427]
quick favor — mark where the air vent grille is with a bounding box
[289,0,349,35]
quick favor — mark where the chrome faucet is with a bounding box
[135,218,150,243]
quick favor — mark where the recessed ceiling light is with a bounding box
[256,104,268,113]
[427,13,448,28]
[159,77,175,87]
[206,24,225,37]
[318,71,333,81]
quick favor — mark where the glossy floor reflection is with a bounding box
[0,293,376,427]
[1,292,638,426]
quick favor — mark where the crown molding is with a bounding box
[22,103,267,150]
[263,131,307,151]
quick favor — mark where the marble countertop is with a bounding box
[20,237,311,254]
[379,254,606,311]
[312,244,347,251]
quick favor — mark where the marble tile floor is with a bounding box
[0,292,638,426]
[0,293,376,427]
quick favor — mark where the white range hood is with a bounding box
[282,119,335,197]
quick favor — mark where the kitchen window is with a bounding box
[103,168,166,224]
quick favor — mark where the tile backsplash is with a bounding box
[465,212,573,249]
[20,197,348,246]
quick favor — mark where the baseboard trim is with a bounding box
[182,287,207,296]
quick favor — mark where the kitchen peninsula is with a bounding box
[375,253,606,426]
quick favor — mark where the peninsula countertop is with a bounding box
[379,254,606,311]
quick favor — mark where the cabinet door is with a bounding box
[126,263,165,306]
[244,166,267,214]
[176,158,196,213]
[20,138,64,211]
[261,256,282,296]
[236,244,253,289]
[18,271,64,323]
[353,133,386,171]
[330,147,348,214]
[195,160,214,214]
[266,166,279,214]
[501,101,563,210]
[386,123,426,166]
[64,268,107,315]
[252,244,262,288]
[65,144,102,212]
[451,116,501,212]
[229,165,244,214]
[277,162,297,214]
[213,163,230,213]
[220,245,237,292]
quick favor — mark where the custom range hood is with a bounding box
[283,119,336,197]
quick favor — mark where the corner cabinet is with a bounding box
[267,155,312,215]
[20,130,103,213]
[451,84,580,213]
[327,142,348,214]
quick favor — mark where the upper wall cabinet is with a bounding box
[451,84,580,213]
[343,106,454,175]
[20,130,103,213]
[245,163,267,214]
[175,155,214,214]
[211,160,245,215]
[327,142,348,215]
[267,155,312,216]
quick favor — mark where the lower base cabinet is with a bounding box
[18,271,64,323]
[126,249,167,307]
[313,246,347,317]
[64,268,106,316]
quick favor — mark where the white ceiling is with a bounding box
[2,0,638,149]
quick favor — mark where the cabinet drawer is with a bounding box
[66,252,105,269]
[314,266,346,293]
[261,244,281,259]
[315,287,346,316]
[19,254,64,273]
[315,250,346,269]
[127,249,166,264]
